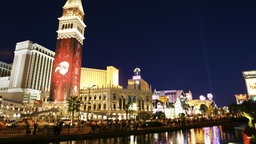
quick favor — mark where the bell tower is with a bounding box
[50,0,86,101]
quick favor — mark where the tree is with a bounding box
[124,102,133,119]
[200,104,208,116]
[137,111,151,120]
[167,102,175,108]
[238,100,256,143]
[181,102,190,116]
[240,100,256,117]
[228,103,240,117]
[153,111,166,119]
[67,96,80,124]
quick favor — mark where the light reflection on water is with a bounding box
[50,125,244,144]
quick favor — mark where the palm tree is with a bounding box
[67,96,80,125]
[228,102,240,117]
[238,100,256,143]
[153,111,166,119]
[166,102,175,108]
[200,104,208,117]
[181,102,190,116]
[137,111,151,120]
[124,102,132,119]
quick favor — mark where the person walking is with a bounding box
[33,121,38,135]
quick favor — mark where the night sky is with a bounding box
[0,0,256,107]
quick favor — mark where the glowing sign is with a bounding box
[132,75,141,80]
[159,96,168,103]
[245,78,256,96]
[50,38,82,101]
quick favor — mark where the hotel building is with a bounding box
[78,67,152,120]
[3,40,55,103]
[0,61,12,91]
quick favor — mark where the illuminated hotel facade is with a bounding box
[5,40,55,103]
[80,66,120,89]
[78,67,152,120]
[152,90,192,118]
[0,50,153,120]
[0,0,153,119]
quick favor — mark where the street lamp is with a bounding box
[87,85,95,121]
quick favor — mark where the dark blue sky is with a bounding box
[0,0,256,107]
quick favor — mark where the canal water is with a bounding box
[50,124,245,144]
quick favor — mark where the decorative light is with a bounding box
[207,93,213,100]
[199,95,206,101]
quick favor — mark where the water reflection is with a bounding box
[50,125,243,144]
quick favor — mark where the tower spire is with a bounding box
[57,0,86,44]
[63,0,84,16]
[50,0,85,102]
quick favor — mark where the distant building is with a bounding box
[242,70,256,101]
[127,67,151,91]
[77,67,152,120]
[0,61,12,91]
[235,94,247,104]
[0,61,12,77]
[80,66,121,89]
[152,89,190,118]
